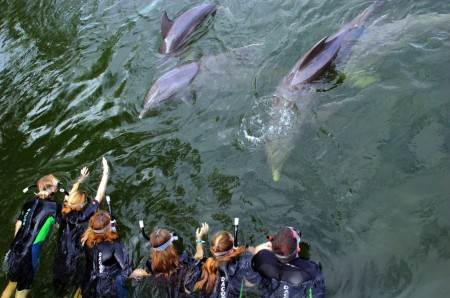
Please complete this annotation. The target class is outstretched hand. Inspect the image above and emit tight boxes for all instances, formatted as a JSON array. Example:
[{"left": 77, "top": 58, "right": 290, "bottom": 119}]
[
  {"left": 102, "top": 157, "right": 109, "bottom": 176},
  {"left": 80, "top": 167, "right": 90, "bottom": 181},
  {"left": 196, "top": 222, "right": 209, "bottom": 240},
  {"left": 129, "top": 268, "right": 149, "bottom": 280}
]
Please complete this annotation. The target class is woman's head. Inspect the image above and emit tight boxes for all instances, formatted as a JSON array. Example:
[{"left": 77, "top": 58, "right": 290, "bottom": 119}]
[
  {"left": 194, "top": 231, "right": 245, "bottom": 294},
  {"left": 150, "top": 228, "right": 180, "bottom": 280},
  {"left": 81, "top": 210, "right": 118, "bottom": 248},
  {"left": 272, "top": 226, "right": 301, "bottom": 262},
  {"left": 36, "top": 174, "right": 59, "bottom": 199},
  {"left": 62, "top": 190, "right": 88, "bottom": 214},
  {"left": 210, "top": 231, "right": 234, "bottom": 258}
]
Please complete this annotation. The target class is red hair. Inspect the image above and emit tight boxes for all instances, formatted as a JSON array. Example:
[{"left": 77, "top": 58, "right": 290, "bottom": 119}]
[
  {"left": 150, "top": 228, "right": 180, "bottom": 281},
  {"left": 81, "top": 210, "right": 118, "bottom": 248}
]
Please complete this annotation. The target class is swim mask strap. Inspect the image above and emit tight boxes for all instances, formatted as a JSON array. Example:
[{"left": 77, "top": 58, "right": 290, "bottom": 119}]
[
  {"left": 153, "top": 233, "right": 178, "bottom": 251},
  {"left": 213, "top": 247, "right": 234, "bottom": 259},
  {"left": 68, "top": 202, "right": 87, "bottom": 208},
  {"left": 93, "top": 222, "right": 111, "bottom": 234},
  {"left": 274, "top": 226, "right": 302, "bottom": 259}
]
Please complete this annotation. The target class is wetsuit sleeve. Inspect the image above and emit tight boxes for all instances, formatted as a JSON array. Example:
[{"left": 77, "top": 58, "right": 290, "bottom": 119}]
[
  {"left": 252, "top": 249, "right": 281, "bottom": 280},
  {"left": 240, "top": 253, "right": 261, "bottom": 284},
  {"left": 78, "top": 200, "right": 99, "bottom": 223},
  {"left": 17, "top": 199, "right": 33, "bottom": 221}
]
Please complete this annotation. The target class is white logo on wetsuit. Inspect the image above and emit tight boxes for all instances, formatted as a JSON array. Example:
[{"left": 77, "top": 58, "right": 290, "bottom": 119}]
[
  {"left": 283, "top": 284, "right": 290, "bottom": 298},
  {"left": 98, "top": 252, "right": 104, "bottom": 273},
  {"left": 220, "top": 276, "right": 227, "bottom": 297}
]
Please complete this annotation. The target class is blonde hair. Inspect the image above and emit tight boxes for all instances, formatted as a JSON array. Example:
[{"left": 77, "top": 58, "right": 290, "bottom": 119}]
[
  {"left": 81, "top": 210, "right": 117, "bottom": 248},
  {"left": 150, "top": 228, "right": 180, "bottom": 281},
  {"left": 36, "top": 174, "right": 59, "bottom": 199},
  {"left": 62, "top": 190, "right": 88, "bottom": 214},
  {"left": 194, "top": 231, "right": 245, "bottom": 294}
]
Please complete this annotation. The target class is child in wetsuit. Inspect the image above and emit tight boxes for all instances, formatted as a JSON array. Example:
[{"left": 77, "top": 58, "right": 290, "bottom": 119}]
[
  {"left": 53, "top": 157, "right": 109, "bottom": 297},
  {"left": 2, "top": 174, "right": 61, "bottom": 298},
  {"left": 81, "top": 210, "right": 132, "bottom": 298}
]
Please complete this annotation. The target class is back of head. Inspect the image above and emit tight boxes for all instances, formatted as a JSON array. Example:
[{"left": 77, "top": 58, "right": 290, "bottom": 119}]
[
  {"left": 272, "top": 227, "right": 298, "bottom": 262},
  {"left": 150, "top": 228, "right": 180, "bottom": 280},
  {"left": 82, "top": 210, "right": 117, "bottom": 248},
  {"left": 36, "top": 174, "right": 59, "bottom": 199},
  {"left": 194, "top": 231, "right": 245, "bottom": 294},
  {"left": 62, "top": 190, "right": 88, "bottom": 214}
]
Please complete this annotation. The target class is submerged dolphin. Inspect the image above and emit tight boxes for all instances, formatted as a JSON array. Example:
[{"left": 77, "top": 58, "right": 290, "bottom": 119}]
[
  {"left": 139, "top": 61, "right": 199, "bottom": 118},
  {"left": 140, "top": 44, "right": 264, "bottom": 118},
  {"left": 159, "top": 3, "right": 217, "bottom": 54},
  {"left": 266, "top": 1, "right": 384, "bottom": 181}
]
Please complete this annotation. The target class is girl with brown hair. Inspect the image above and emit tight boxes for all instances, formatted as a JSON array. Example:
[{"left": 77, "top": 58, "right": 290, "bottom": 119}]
[
  {"left": 81, "top": 210, "right": 132, "bottom": 298},
  {"left": 194, "top": 230, "right": 260, "bottom": 297},
  {"left": 53, "top": 157, "right": 109, "bottom": 298},
  {"left": 130, "top": 223, "right": 209, "bottom": 296},
  {"left": 2, "top": 174, "right": 61, "bottom": 298}
]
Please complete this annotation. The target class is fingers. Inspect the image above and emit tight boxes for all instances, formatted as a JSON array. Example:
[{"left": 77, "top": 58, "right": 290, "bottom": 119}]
[
  {"left": 81, "top": 167, "right": 90, "bottom": 177},
  {"left": 102, "top": 157, "right": 109, "bottom": 175}
]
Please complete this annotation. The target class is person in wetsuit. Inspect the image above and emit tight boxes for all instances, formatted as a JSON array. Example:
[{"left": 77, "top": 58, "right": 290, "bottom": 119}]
[
  {"left": 193, "top": 230, "right": 261, "bottom": 297},
  {"left": 130, "top": 223, "right": 209, "bottom": 297},
  {"left": 2, "top": 174, "right": 61, "bottom": 298},
  {"left": 53, "top": 157, "right": 109, "bottom": 298},
  {"left": 251, "top": 226, "right": 325, "bottom": 298},
  {"left": 81, "top": 210, "right": 132, "bottom": 298}
]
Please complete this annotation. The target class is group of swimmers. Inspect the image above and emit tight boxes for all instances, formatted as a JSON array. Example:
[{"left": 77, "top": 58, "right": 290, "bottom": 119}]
[{"left": 1, "top": 158, "right": 325, "bottom": 297}]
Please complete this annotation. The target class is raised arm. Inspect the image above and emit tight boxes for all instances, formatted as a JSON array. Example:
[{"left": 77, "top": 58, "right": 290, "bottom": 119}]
[
  {"left": 94, "top": 157, "right": 109, "bottom": 204},
  {"left": 69, "top": 167, "right": 90, "bottom": 194},
  {"left": 193, "top": 222, "right": 209, "bottom": 261}
]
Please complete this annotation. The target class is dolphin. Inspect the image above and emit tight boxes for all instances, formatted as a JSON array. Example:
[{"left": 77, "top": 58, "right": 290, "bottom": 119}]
[
  {"left": 266, "top": 1, "right": 384, "bottom": 181},
  {"left": 159, "top": 3, "right": 217, "bottom": 54},
  {"left": 140, "top": 43, "right": 264, "bottom": 118},
  {"left": 139, "top": 61, "right": 199, "bottom": 118}
]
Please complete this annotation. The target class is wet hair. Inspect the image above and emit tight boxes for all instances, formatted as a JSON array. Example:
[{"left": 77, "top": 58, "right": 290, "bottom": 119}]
[
  {"left": 194, "top": 231, "right": 245, "bottom": 294},
  {"left": 62, "top": 190, "right": 88, "bottom": 214},
  {"left": 150, "top": 228, "right": 180, "bottom": 281},
  {"left": 36, "top": 174, "right": 59, "bottom": 199},
  {"left": 272, "top": 227, "right": 298, "bottom": 262},
  {"left": 81, "top": 210, "right": 118, "bottom": 248}
]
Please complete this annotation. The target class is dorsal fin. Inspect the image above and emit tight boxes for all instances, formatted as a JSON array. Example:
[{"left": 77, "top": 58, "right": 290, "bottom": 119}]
[
  {"left": 161, "top": 12, "right": 173, "bottom": 38},
  {"left": 297, "top": 35, "right": 329, "bottom": 71}
]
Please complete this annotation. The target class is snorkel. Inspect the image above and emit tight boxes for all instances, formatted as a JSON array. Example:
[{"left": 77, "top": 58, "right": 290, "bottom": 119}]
[
  {"left": 106, "top": 196, "right": 117, "bottom": 232},
  {"left": 139, "top": 220, "right": 150, "bottom": 240},
  {"left": 234, "top": 217, "right": 239, "bottom": 248},
  {"left": 23, "top": 182, "right": 69, "bottom": 196}
]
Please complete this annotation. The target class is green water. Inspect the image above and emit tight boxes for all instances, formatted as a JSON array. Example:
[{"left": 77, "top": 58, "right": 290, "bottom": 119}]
[{"left": 1, "top": 0, "right": 449, "bottom": 297}]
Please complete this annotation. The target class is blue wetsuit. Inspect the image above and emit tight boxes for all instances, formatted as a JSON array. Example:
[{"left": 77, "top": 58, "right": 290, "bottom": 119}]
[
  {"left": 252, "top": 249, "right": 325, "bottom": 298},
  {"left": 53, "top": 200, "right": 99, "bottom": 297},
  {"left": 6, "top": 197, "right": 60, "bottom": 290},
  {"left": 83, "top": 240, "right": 132, "bottom": 298}
]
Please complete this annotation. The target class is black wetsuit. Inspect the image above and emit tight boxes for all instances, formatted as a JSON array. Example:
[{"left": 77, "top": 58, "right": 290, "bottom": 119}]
[
  {"left": 145, "top": 251, "right": 203, "bottom": 297},
  {"left": 6, "top": 197, "right": 60, "bottom": 290},
  {"left": 82, "top": 240, "right": 132, "bottom": 298},
  {"left": 53, "top": 200, "right": 99, "bottom": 297},
  {"left": 209, "top": 251, "right": 260, "bottom": 298},
  {"left": 252, "top": 249, "right": 325, "bottom": 298}
]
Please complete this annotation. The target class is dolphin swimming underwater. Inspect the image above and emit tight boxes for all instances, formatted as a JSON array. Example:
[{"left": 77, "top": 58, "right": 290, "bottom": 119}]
[
  {"left": 266, "top": 1, "right": 384, "bottom": 182},
  {"left": 140, "top": 43, "right": 264, "bottom": 118},
  {"left": 159, "top": 3, "right": 217, "bottom": 54},
  {"left": 139, "top": 61, "right": 200, "bottom": 118}
]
